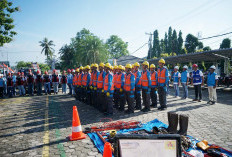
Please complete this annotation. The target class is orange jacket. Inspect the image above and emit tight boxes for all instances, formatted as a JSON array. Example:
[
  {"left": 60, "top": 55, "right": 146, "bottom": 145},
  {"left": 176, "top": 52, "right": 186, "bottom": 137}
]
[
  {"left": 158, "top": 68, "right": 166, "bottom": 84},
  {"left": 151, "top": 71, "right": 157, "bottom": 86}
]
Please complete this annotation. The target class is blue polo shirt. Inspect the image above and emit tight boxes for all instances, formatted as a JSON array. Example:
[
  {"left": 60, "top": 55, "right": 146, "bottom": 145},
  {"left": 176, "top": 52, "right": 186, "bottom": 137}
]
[
  {"left": 67, "top": 74, "right": 73, "bottom": 84},
  {"left": 181, "top": 70, "right": 189, "bottom": 83},
  {"left": 207, "top": 72, "right": 218, "bottom": 86}
]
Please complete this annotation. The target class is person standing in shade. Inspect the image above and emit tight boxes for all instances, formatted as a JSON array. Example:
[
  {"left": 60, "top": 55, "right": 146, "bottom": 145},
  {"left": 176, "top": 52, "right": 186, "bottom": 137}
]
[
  {"left": 67, "top": 69, "right": 73, "bottom": 95},
  {"left": 124, "top": 64, "right": 135, "bottom": 114},
  {"left": 0, "top": 74, "right": 5, "bottom": 98},
  {"left": 114, "top": 65, "right": 125, "bottom": 111},
  {"left": 83, "top": 65, "right": 91, "bottom": 105},
  {"left": 133, "top": 62, "right": 142, "bottom": 110},
  {"left": 207, "top": 65, "right": 218, "bottom": 105},
  {"left": 150, "top": 64, "right": 158, "bottom": 108},
  {"left": 191, "top": 64, "right": 204, "bottom": 102},
  {"left": 77, "top": 66, "right": 84, "bottom": 101},
  {"left": 141, "top": 61, "right": 151, "bottom": 112},
  {"left": 35, "top": 70, "right": 43, "bottom": 96},
  {"left": 157, "top": 59, "right": 169, "bottom": 110},
  {"left": 52, "top": 69, "right": 59, "bottom": 94},
  {"left": 7, "top": 73, "right": 13, "bottom": 98},
  {"left": 97, "top": 63, "right": 106, "bottom": 111},
  {"left": 103, "top": 63, "right": 114, "bottom": 116},
  {"left": 61, "top": 70, "right": 67, "bottom": 94},
  {"left": 172, "top": 66, "right": 181, "bottom": 98},
  {"left": 27, "top": 69, "right": 34, "bottom": 96},
  {"left": 92, "top": 64, "right": 100, "bottom": 107},
  {"left": 16, "top": 72, "right": 25, "bottom": 96},
  {"left": 43, "top": 71, "right": 51, "bottom": 95},
  {"left": 181, "top": 65, "right": 189, "bottom": 99}
]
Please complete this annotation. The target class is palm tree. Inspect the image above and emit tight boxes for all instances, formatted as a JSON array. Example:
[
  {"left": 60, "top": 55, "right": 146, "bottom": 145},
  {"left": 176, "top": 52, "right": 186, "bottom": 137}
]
[{"left": 39, "top": 37, "right": 55, "bottom": 58}]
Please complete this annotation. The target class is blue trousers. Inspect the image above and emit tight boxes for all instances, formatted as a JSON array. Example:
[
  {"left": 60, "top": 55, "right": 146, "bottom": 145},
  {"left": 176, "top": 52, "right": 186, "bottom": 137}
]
[
  {"left": 44, "top": 82, "right": 51, "bottom": 94},
  {"left": 181, "top": 83, "right": 188, "bottom": 98},
  {"left": 67, "top": 83, "right": 72, "bottom": 95},
  {"left": 173, "top": 84, "right": 179, "bottom": 97},
  {"left": 62, "top": 83, "right": 67, "bottom": 93},
  {"left": 28, "top": 83, "right": 34, "bottom": 95}
]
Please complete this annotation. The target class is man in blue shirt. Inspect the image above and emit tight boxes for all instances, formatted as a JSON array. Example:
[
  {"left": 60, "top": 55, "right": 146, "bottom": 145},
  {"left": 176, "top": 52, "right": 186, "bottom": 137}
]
[
  {"left": 67, "top": 69, "right": 73, "bottom": 95},
  {"left": 141, "top": 61, "right": 151, "bottom": 112},
  {"left": 133, "top": 62, "right": 142, "bottom": 110},
  {"left": 207, "top": 65, "right": 218, "bottom": 105},
  {"left": 181, "top": 65, "right": 189, "bottom": 99},
  {"left": 157, "top": 59, "right": 169, "bottom": 110},
  {"left": 172, "top": 66, "right": 181, "bottom": 97},
  {"left": 191, "top": 64, "right": 204, "bottom": 102}
]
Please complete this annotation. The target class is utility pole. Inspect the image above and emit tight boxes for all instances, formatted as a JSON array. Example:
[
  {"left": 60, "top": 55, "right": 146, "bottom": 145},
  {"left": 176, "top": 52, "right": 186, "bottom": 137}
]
[{"left": 145, "top": 32, "right": 153, "bottom": 59}]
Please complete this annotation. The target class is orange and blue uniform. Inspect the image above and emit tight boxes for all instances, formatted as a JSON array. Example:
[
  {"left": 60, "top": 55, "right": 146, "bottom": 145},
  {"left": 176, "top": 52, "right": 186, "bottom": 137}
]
[
  {"left": 141, "top": 69, "right": 151, "bottom": 111},
  {"left": 114, "top": 72, "right": 125, "bottom": 110},
  {"left": 124, "top": 72, "right": 135, "bottom": 113},
  {"left": 157, "top": 67, "right": 169, "bottom": 109},
  {"left": 150, "top": 71, "right": 158, "bottom": 107},
  {"left": 133, "top": 70, "right": 142, "bottom": 110},
  {"left": 103, "top": 71, "right": 114, "bottom": 114}
]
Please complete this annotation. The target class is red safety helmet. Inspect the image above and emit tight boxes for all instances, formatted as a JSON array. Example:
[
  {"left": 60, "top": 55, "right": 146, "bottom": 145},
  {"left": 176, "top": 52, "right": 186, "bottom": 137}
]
[
  {"left": 21, "top": 72, "right": 24, "bottom": 75},
  {"left": 37, "top": 70, "right": 40, "bottom": 74},
  {"left": 67, "top": 69, "right": 71, "bottom": 73},
  {"left": 53, "top": 69, "right": 56, "bottom": 72},
  {"left": 17, "top": 72, "right": 21, "bottom": 75},
  {"left": 45, "top": 71, "right": 48, "bottom": 75},
  {"left": 192, "top": 64, "right": 198, "bottom": 68}
]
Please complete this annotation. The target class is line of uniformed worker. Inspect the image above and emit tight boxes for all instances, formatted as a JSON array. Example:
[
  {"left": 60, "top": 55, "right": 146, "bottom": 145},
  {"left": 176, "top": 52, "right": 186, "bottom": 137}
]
[{"left": 72, "top": 59, "right": 169, "bottom": 116}]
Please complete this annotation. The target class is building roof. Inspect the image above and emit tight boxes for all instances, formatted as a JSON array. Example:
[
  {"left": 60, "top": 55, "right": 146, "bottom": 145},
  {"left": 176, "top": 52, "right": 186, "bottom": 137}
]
[
  {"left": 147, "top": 48, "right": 232, "bottom": 65},
  {"left": 116, "top": 55, "right": 143, "bottom": 66}
]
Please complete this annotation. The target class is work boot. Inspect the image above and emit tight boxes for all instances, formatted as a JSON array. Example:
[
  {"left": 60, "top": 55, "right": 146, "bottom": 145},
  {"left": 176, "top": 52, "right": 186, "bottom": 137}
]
[
  {"left": 167, "top": 112, "right": 178, "bottom": 134},
  {"left": 177, "top": 114, "right": 189, "bottom": 136}
]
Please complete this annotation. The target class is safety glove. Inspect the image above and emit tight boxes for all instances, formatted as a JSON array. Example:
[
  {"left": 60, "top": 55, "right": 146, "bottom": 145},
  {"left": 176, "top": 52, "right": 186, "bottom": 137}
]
[
  {"left": 120, "top": 88, "right": 123, "bottom": 92},
  {"left": 94, "top": 87, "right": 97, "bottom": 90},
  {"left": 90, "top": 86, "right": 93, "bottom": 90},
  {"left": 106, "top": 92, "right": 110, "bottom": 97},
  {"left": 102, "top": 89, "right": 104, "bottom": 93}
]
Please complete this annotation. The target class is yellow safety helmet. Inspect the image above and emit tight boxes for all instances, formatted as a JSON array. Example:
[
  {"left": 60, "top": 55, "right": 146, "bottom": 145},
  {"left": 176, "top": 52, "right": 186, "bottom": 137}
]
[
  {"left": 134, "top": 62, "right": 140, "bottom": 67},
  {"left": 105, "top": 63, "right": 111, "bottom": 68},
  {"left": 142, "top": 61, "right": 149, "bottom": 67},
  {"left": 75, "top": 68, "right": 79, "bottom": 72},
  {"left": 110, "top": 65, "right": 114, "bottom": 70},
  {"left": 114, "top": 65, "right": 118, "bottom": 70},
  {"left": 122, "top": 66, "right": 125, "bottom": 71},
  {"left": 159, "top": 59, "right": 165, "bottom": 64},
  {"left": 79, "top": 66, "right": 83, "bottom": 70},
  {"left": 94, "top": 63, "right": 98, "bottom": 68},
  {"left": 132, "top": 64, "right": 135, "bottom": 68},
  {"left": 85, "top": 65, "right": 91, "bottom": 70},
  {"left": 150, "top": 64, "right": 155, "bottom": 68},
  {"left": 90, "top": 64, "right": 94, "bottom": 68},
  {"left": 118, "top": 65, "right": 124, "bottom": 70},
  {"left": 99, "top": 63, "right": 105, "bottom": 67},
  {"left": 125, "top": 64, "right": 132, "bottom": 69}
]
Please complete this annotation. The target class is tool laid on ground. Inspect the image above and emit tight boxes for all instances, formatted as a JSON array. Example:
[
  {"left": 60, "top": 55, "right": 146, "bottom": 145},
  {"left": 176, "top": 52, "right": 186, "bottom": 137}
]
[
  {"left": 85, "top": 118, "right": 141, "bottom": 133},
  {"left": 96, "top": 131, "right": 114, "bottom": 153}
]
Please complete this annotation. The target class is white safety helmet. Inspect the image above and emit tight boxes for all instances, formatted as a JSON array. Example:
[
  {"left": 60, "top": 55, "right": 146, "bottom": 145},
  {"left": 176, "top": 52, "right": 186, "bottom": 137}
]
[
  {"left": 174, "top": 66, "right": 179, "bottom": 70},
  {"left": 210, "top": 65, "right": 216, "bottom": 70},
  {"left": 183, "top": 65, "right": 188, "bottom": 69}
]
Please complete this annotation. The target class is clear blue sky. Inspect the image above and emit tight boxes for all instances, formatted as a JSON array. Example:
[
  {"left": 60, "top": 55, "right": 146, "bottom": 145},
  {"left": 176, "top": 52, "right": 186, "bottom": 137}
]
[{"left": 1, "top": 0, "right": 232, "bottom": 66}]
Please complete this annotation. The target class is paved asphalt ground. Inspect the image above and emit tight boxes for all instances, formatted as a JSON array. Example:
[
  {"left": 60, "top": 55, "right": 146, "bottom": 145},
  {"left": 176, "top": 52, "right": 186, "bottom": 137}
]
[{"left": 0, "top": 87, "right": 231, "bottom": 157}]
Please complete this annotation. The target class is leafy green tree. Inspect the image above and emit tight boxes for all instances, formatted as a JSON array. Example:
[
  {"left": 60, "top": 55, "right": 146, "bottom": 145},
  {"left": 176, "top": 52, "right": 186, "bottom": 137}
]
[
  {"left": 0, "top": 0, "right": 19, "bottom": 46},
  {"left": 152, "top": 30, "right": 160, "bottom": 57},
  {"left": 106, "top": 35, "right": 129, "bottom": 59},
  {"left": 38, "top": 63, "right": 50, "bottom": 73},
  {"left": 164, "top": 33, "right": 168, "bottom": 53},
  {"left": 71, "top": 28, "right": 109, "bottom": 65},
  {"left": 203, "top": 46, "right": 211, "bottom": 51},
  {"left": 178, "top": 31, "right": 183, "bottom": 53},
  {"left": 181, "top": 48, "right": 188, "bottom": 54},
  {"left": 59, "top": 44, "right": 76, "bottom": 69},
  {"left": 198, "top": 41, "right": 204, "bottom": 50},
  {"left": 185, "top": 34, "right": 199, "bottom": 53},
  {"left": 167, "top": 27, "right": 173, "bottom": 54},
  {"left": 16, "top": 61, "right": 31, "bottom": 69},
  {"left": 220, "top": 38, "right": 231, "bottom": 49},
  {"left": 39, "top": 37, "right": 55, "bottom": 58},
  {"left": 172, "top": 29, "right": 178, "bottom": 55},
  {"left": 160, "top": 39, "right": 165, "bottom": 54}
]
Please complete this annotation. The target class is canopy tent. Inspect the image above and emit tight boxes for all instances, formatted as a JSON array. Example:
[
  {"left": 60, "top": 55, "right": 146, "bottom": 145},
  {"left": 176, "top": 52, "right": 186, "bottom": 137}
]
[{"left": 147, "top": 48, "right": 232, "bottom": 65}]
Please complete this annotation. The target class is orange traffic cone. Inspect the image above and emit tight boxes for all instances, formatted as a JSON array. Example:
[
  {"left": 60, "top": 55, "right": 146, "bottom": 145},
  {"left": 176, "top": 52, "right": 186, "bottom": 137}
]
[
  {"left": 69, "top": 106, "right": 86, "bottom": 141},
  {"left": 103, "top": 142, "right": 112, "bottom": 157}
]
